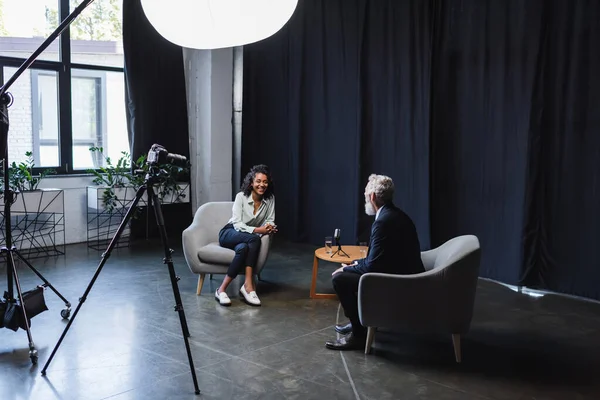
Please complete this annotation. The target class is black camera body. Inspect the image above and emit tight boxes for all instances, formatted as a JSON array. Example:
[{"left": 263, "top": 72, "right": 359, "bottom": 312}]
[{"left": 147, "top": 143, "right": 187, "bottom": 167}]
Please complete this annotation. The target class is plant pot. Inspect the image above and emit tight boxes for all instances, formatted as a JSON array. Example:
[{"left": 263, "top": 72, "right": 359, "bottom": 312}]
[
  {"left": 87, "top": 186, "right": 145, "bottom": 211},
  {"left": 154, "top": 182, "right": 190, "bottom": 205},
  {"left": 0, "top": 188, "right": 65, "bottom": 258}
]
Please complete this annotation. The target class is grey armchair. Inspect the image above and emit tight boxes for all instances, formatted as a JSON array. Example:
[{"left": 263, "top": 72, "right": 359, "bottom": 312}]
[
  {"left": 358, "top": 235, "right": 481, "bottom": 362},
  {"left": 182, "top": 201, "right": 272, "bottom": 295}
]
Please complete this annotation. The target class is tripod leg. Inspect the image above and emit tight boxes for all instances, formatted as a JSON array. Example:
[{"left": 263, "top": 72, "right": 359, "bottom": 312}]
[
  {"left": 6, "top": 251, "right": 38, "bottom": 364},
  {"left": 13, "top": 249, "right": 72, "bottom": 318},
  {"left": 148, "top": 186, "right": 200, "bottom": 395},
  {"left": 41, "top": 185, "right": 147, "bottom": 376}
]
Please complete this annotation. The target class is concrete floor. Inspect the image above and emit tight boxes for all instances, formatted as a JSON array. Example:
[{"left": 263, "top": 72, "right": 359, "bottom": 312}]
[{"left": 1, "top": 239, "right": 599, "bottom": 400}]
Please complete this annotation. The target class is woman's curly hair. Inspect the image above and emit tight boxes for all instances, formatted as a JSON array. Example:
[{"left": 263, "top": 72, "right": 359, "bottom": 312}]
[{"left": 241, "top": 164, "right": 275, "bottom": 199}]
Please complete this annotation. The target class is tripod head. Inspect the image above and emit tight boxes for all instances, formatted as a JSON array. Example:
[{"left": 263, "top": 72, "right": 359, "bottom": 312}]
[{"left": 135, "top": 144, "right": 188, "bottom": 185}]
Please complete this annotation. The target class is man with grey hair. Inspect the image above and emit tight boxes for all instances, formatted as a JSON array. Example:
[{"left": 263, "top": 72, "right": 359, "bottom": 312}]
[{"left": 325, "top": 174, "right": 424, "bottom": 351}]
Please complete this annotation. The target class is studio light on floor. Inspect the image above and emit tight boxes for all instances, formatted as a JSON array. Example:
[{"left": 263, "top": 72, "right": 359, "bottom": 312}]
[{"left": 140, "top": 0, "right": 299, "bottom": 49}]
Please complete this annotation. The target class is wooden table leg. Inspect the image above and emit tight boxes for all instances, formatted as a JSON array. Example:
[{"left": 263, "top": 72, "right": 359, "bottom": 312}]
[
  {"left": 310, "top": 254, "right": 338, "bottom": 299},
  {"left": 310, "top": 254, "right": 318, "bottom": 299}
]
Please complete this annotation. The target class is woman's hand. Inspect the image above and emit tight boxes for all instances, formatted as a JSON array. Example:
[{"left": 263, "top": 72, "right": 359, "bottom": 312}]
[
  {"left": 254, "top": 226, "right": 269, "bottom": 235},
  {"left": 254, "top": 224, "right": 277, "bottom": 235},
  {"left": 265, "top": 223, "right": 278, "bottom": 234}
]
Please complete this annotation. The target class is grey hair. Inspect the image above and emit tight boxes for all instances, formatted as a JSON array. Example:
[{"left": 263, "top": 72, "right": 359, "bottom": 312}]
[{"left": 365, "top": 174, "right": 394, "bottom": 207}]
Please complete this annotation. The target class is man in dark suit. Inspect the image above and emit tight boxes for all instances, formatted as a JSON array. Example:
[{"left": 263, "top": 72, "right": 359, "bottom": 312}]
[{"left": 325, "top": 174, "right": 425, "bottom": 350}]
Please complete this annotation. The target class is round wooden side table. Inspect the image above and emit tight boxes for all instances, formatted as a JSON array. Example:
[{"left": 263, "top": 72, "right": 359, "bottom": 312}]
[{"left": 310, "top": 245, "right": 367, "bottom": 299}]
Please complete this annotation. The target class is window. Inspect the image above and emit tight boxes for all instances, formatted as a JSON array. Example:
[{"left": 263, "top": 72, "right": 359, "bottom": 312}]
[{"left": 0, "top": 0, "right": 128, "bottom": 172}]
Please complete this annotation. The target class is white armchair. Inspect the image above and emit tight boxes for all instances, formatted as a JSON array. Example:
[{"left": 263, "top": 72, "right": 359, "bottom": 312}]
[
  {"left": 182, "top": 201, "right": 272, "bottom": 295},
  {"left": 358, "top": 235, "right": 481, "bottom": 362}
]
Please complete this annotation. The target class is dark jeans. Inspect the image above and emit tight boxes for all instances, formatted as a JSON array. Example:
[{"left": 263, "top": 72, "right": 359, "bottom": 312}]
[
  {"left": 218, "top": 224, "right": 261, "bottom": 279},
  {"left": 332, "top": 271, "right": 367, "bottom": 338}
]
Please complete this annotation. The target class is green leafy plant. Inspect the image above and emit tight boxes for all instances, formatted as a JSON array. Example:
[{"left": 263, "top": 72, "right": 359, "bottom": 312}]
[
  {"left": 154, "top": 161, "right": 191, "bottom": 203},
  {"left": 3, "top": 151, "right": 57, "bottom": 192},
  {"left": 87, "top": 147, "right": 136, "bottom": 212},
  {"left": 87, "top": 147, "right": 191, "bottom": 212},
  {"left": 117, "top": 153, "right": 190, "bottom": 203}
]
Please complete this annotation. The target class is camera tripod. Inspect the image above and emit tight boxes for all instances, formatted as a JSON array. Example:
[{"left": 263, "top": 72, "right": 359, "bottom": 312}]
[
  {"left": 1, "top": 93, "right": 72, "bottom": 365},
  {"left": 40, "top": 163, "right": 200, "bottom": 395}
]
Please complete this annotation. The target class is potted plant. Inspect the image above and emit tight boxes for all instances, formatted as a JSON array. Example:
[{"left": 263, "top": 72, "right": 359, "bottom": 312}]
[
  {"left": 128, "top": 154, "right": 191, "bottom": 205},
  {"left": 86, "top": 147, "right": 140, "bottom": 212},
  {"left": 0, "top": 151, "right": 57, "bottom": 194},
  {"left": 0, "top": 152, "right": 64, "bottom": 258}
]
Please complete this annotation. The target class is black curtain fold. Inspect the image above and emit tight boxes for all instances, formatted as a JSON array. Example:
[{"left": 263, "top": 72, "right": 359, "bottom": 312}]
[
  {"left": 430, "top": 0, "right": 544, "bottom": 285},
  {"left": 122, "top": 0, "right": 191, "bottom": 239},
  {"left": 358, "top": 0, "right": 432, "bottom": 247},
  {"left": 521, "top": 0, "right": 600, "bottom": 298},
  {"left": 122, "top": 0, "right": 189, "bottom": 160},
  {"left": 242, "top": 0, "right": 600, "bottom": 300},
  {"left": 242, "top": 0, "right": 364, "bottom": 243}
]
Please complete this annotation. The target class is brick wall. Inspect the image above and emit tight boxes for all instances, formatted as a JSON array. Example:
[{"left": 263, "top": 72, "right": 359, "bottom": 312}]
[{"left": 4, "top": 68, "right": 33, "bottom": 164}]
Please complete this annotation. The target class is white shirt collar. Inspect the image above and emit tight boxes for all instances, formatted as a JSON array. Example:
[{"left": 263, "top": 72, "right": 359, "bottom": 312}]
[
  {"left": 375, "top": 204, "right": 384, "bottom": 220},
  {"left": 246, "top": 194, "right": 270, "bottom": 204}
]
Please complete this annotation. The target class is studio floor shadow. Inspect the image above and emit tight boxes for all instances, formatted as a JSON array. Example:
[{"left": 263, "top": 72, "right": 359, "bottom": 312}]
[{"left": 1, "top": 239, "right": 599, "bottom": 400}]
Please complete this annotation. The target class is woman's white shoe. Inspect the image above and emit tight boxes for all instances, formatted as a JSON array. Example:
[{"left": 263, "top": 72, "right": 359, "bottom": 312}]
[
  {"left": 215, "top": 289, "right": 231, "bottom": 306},
  {"left": 240, "top": 286, "right": 261, "bottom": 306}
]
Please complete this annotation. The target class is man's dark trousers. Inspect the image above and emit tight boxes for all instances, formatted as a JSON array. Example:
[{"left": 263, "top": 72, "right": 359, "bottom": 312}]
[{"left": 332, "top": 271, "right": 366, "bottom": 337}]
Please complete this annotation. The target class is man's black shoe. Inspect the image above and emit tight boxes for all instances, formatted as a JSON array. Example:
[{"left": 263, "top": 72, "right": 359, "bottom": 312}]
[
  {"left": 325, "top": 333, "right": 366, "bottom": 351},
  {"left": 335, "top": 322, "right": 353, "bottom": 335}
]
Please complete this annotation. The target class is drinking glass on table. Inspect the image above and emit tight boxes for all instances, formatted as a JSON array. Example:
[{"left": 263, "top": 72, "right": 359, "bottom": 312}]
[
  {"left": 325, "top": 236, "right": 333, "bottom": 254},
  {"left": 359, "top": 242, "right": 368, "bottom": 258}
]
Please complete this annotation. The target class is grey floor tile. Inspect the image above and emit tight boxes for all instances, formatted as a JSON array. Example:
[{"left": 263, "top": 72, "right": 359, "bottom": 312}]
[{"left": 1, "top": 240, "right": 599, "bottom": 400}]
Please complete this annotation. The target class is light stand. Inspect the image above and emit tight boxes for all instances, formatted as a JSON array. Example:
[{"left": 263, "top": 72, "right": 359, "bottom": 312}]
[
  {"left": 0, "top": 0, "right": 89, "bottom": 364},
  {"left": 0, "top": 99, "right": 72, "bottom": 362},
  {"left": 41, "top": 146, "right": 200, "bottom": 395}
]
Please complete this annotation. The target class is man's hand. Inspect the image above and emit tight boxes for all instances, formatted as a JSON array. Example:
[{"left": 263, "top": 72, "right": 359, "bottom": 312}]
[
  {"left": 332, "top": 266, "right": 345, "bottom": 276},
  {"left": 342, "top": 261, "right": 358, "bottom": 268},
  {"left": 332, "top": 261, "right": 358, "bottom": 276}
]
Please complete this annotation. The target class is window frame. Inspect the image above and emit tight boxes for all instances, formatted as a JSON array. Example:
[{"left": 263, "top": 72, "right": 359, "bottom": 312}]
[{"left": 0, "top": 0, "right": 124, "bottom": 174}]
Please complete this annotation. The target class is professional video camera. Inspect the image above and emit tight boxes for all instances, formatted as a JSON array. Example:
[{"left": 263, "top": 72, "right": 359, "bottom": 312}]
[{"left": 146, "top": 144, "right": 187, "bottom": 167}]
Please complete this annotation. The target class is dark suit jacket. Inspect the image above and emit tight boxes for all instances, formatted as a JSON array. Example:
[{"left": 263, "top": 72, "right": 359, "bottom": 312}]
[{"left": 343, "top": 203, "right": 425, "bottom": 275}]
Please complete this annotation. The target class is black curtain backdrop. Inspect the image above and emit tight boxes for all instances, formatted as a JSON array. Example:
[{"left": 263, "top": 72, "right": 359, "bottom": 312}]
[
  {"left": 122, "top": 0, "right": 191, "bottom": 239},
  {"left": 242, "top": 0, "right": 432, "bottom": 247},
  {"left": 122, "top": 0, "right": 189, "bottom": 160},
  {"left": 521, "top": 0, "right": 600, "bottom": 299},
  {"left": 242, "top": 0, "right": 600, "bottom": 300},
  {"left": 430, "top": 0, "right": 543, "bottom": 285}
]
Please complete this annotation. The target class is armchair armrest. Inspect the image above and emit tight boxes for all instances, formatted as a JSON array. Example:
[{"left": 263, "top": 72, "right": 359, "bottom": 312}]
[
  {"left": 182, "top": 219, "right": 212, "bottom": 274},
  {"left": 256, "top": 234, "right": 272, "bottom": 274}
]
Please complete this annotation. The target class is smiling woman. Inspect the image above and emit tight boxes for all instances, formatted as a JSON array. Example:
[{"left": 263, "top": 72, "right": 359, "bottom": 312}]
[{"left": 213, "top": 164, "right": 277, "bottom": 307}]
